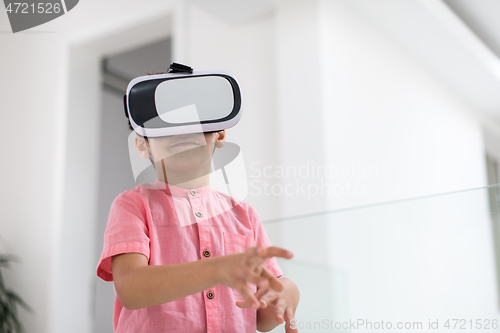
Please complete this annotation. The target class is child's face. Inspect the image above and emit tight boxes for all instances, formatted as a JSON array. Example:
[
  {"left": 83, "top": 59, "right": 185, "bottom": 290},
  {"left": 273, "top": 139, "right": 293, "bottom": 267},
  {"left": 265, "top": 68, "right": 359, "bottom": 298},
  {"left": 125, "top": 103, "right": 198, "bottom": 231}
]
[{"left": 135, "top": 131, "right": 225, "bottom": 180}]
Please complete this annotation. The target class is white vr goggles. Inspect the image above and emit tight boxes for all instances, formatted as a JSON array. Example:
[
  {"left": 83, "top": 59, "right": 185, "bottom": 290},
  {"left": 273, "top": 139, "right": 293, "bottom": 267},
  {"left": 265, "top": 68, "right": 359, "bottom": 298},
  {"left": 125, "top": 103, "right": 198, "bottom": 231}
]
[{"left": 124, "top": 63, "right": 242, "bottom": 137}]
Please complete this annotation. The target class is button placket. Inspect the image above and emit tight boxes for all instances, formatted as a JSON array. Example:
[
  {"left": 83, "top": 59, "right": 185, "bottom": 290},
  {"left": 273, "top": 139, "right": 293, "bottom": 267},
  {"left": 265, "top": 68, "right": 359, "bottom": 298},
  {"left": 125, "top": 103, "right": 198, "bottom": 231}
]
[
  {"left": 189, "top": 193, "right": 204, "bottom": 220},
  {"left": 198, "top": 222, "right": 212, "bottom": 261},
  {"left": 192, "top": 194, "right": 217, "bottom": 333}
]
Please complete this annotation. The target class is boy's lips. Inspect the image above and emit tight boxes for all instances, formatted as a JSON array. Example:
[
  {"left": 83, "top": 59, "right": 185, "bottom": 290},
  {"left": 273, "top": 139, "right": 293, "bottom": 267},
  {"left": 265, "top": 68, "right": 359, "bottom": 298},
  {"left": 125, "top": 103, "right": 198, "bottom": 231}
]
[{"left": 170, "top": 138, "right": 200, "bottom": 148}]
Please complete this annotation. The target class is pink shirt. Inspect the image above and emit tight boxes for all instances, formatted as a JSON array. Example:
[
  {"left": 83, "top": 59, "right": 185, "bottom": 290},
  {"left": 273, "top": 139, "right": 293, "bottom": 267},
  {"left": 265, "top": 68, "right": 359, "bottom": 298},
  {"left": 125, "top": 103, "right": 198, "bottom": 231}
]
[{"left": 96, "top": 180, "right": 282, "bottom": 333}]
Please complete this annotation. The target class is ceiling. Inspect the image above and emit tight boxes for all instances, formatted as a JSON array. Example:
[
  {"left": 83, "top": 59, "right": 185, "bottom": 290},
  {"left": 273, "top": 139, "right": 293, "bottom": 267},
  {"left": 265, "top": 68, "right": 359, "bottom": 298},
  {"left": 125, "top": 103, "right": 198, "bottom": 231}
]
[
  {"left": 190, "top": 0, "right": 274, "bottom": 25},
  {"left": 443, "top": 0, "right": 500, "bottom": 60}
]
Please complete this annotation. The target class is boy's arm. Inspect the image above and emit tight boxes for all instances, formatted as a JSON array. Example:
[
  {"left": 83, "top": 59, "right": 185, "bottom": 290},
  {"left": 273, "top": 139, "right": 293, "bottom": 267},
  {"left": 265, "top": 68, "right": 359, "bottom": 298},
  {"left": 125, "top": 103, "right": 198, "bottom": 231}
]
[
  {"left": 112, "top": 247, "right": 293, "bottom": 310},
  {"left": 112, "top": 253, "right": 218, "bottom": 310},
  {"left": 255, "top": 276, "right": 300, "bottom": 333}
]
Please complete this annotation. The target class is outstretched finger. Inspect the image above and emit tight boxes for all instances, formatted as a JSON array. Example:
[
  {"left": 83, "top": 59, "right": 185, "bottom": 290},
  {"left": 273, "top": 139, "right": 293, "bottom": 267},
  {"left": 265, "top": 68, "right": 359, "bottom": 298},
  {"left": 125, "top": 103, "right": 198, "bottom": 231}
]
[
  {"left": 237, "top": 285, "right": 270, "bottom": 308},
  {"left": 245, "top": 247, "right": 268, "bottom": 267},
  {"left": 245, "top": 246, "right": 293, "bottom": 269},
  {"left": 244, "top": 268, "right": 269, "bottom": 290},
  {"left": 258, "top": 288, "right": 279, "bottom": 309},
  {"left": 284, "top": 307, "right": 298, "bottom": 333},
  {"left": 237, "top": 282, "right": 260, "bottom": 310},
  {"left": 258, "top": 246, "right": 294, "bottom": 260},
  {"left": 274, "top": 298, "right": 286, "bottom": 324},
  {"left": 261, "top": 266, "right": 284, "bottom": 292}
]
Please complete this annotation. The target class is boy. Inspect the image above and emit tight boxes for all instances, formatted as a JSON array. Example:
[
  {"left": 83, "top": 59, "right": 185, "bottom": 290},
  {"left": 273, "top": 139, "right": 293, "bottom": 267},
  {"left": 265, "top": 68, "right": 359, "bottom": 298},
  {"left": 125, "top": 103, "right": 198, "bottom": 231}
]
[{"left": 96, "top": 67, "right": 300, "bottom": 332}]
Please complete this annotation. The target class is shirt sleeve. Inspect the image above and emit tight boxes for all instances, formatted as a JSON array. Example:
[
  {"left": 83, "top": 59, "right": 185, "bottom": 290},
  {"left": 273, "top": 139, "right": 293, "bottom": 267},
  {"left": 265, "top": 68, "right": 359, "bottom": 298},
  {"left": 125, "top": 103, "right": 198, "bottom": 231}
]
[
  {"left": 96, "top": 191, "right": 150, "bottom": 282},
  {"left": 250, "top": 206, "right": 283, "bottom": 279}
]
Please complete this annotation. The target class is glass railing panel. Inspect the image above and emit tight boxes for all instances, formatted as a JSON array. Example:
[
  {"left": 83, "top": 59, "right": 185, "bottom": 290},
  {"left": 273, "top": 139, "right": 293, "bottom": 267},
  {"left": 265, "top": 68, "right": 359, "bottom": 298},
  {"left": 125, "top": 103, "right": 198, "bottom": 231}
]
[{"left": 264, "top": 185, "right": 500, "bottom": 332}]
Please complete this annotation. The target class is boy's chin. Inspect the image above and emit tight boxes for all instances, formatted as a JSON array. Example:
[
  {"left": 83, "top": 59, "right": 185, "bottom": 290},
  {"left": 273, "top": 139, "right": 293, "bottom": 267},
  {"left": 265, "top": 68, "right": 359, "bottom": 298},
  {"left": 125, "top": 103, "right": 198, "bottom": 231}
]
[
  {"left": 153, "top": 146, "right": 210, "bottom": 165},
  {"left": 154, "top": 155, "right": 211, "bottom": 177}
]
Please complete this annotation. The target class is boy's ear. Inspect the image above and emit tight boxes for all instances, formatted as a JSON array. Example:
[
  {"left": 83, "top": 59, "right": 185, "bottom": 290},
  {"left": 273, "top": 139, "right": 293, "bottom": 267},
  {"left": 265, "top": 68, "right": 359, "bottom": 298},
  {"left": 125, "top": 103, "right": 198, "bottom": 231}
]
[
  {"left": 215, "top": 130, "right": 226, "bottom": 148},
  {"left": 134, "top": 134, "right": 151, "bottom": 159}
]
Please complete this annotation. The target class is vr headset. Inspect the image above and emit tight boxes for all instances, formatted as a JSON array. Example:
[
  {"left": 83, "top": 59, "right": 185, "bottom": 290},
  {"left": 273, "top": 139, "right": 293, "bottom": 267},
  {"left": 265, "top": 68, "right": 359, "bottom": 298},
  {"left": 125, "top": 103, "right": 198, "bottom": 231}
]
[{"left": 124, "top": 63, "right": 242, "bottom": 138}]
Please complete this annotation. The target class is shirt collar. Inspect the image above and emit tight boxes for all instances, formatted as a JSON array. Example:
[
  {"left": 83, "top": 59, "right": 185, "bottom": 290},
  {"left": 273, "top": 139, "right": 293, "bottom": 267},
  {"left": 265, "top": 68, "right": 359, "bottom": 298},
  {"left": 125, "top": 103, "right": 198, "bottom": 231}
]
[{"left": 152, "top": 179, "right": 213, "bottom": 198}]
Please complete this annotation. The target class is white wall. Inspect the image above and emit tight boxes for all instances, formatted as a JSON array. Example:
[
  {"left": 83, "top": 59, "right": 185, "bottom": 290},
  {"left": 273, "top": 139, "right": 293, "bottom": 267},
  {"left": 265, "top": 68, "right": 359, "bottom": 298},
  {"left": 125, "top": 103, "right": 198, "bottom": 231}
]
[
  {"left": 320, "top": 0, "right": 487, "bottom": 210},
  {"left": 0, "top": 33, "right": 67, "bottom": 333}
]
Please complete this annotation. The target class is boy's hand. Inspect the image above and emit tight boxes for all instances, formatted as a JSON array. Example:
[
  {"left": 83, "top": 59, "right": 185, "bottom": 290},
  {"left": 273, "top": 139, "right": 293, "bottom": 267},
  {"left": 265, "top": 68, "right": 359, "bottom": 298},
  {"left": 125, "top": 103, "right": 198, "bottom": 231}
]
[
  {"left": 215, "top": 246, "right": 293, "bottom": 310},
  {"left": 238, "top": 274, "right": 299, "bottom": 333}
]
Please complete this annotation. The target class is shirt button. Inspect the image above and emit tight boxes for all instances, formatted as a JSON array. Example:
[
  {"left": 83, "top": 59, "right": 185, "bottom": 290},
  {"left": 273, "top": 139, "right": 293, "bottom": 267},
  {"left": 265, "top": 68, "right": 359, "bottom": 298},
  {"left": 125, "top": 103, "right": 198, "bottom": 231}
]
[
  {"left": 203, "top": 250, "right": 211, "bottom": 258},
  {"left": 206, "top": 291, "right": 214, "bottom": 299},
  {"left": 195, "top": 211, "right": 203, "bottom": 218},
  {"left": 190, "top": 190, "right": 196, "bottom": 196}
]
